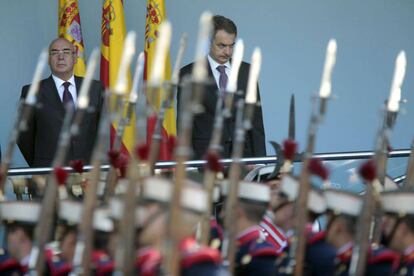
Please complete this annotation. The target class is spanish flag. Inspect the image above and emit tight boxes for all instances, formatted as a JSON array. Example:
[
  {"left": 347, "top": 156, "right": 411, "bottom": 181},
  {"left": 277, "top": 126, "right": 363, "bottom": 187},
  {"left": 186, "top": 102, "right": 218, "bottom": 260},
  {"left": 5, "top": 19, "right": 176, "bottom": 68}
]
[
  {"left": 58, "top": 0, "right": 86, "bottom": 76},
  {"left": 145, "top": 0, "right": 177, "bottom": 160},
  {"left": 100, "top": 0, "right": 135, "bottom": 155}
]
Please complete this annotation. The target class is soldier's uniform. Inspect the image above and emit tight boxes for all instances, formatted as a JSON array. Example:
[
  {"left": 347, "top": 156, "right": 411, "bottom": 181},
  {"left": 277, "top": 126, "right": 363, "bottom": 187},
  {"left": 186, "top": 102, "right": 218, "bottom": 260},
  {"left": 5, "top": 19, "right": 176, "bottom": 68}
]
[
  {"left": 334, "top": 243, "right": 399, "bottom": 275},
  {"left": 324, "top": 188, "right": 400, "bottom": 275},
  {"left": 396, "top": 245, "right": 414, "bottom": 275},
  {"left": 220, "top": 181, "right": 279, "bottom": 275},
  {"left": 259, "top": 210, "right": 287, "bottom": 253},
  {"left": 0, "top": 249, "right": 26, "bottom": 276},
  {"left": 381, "top": 190, "right": 414, "bottom": 275},
  {"left": 51, "top": 200, "right": 115, "bottom": 275},
  {"left": 44, "top": 247, "right": 72, "bottom": 276},
  {"left": 235, "top": 225, "right": 278, "bottom": 276}
]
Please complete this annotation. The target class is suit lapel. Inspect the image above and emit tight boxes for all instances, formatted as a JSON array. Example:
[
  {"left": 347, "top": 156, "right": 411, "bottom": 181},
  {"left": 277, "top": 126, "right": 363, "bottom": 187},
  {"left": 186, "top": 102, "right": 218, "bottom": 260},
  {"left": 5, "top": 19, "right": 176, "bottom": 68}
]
[
  {"left": 74, "top": 76, "right": 83, "bottom": 96},
  {"left": 44, "top": 75, "right": 66, "bottom": 115}
]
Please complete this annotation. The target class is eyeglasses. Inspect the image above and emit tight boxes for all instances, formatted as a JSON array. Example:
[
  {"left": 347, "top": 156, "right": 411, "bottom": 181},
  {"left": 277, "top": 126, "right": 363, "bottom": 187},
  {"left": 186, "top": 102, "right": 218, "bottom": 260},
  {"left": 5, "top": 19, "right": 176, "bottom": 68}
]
[{"left": 49, "top": 49, "right": 75, "bottom": 57}]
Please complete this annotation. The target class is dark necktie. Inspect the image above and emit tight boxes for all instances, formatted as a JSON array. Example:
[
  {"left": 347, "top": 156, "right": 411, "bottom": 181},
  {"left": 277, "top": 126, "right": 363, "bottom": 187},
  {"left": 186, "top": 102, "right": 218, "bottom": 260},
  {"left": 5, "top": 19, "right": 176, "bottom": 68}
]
[
  {"left": 62, "top": 82, "right": 75, "bottom": 112},
  {"left": 216, "top": 65, "right": 228, "bottom": 92}
]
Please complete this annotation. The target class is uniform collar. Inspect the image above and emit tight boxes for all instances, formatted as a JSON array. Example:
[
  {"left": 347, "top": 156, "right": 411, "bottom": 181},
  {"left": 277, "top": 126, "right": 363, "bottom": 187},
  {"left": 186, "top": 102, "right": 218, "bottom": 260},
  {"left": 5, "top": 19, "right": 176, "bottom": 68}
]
[{"left": 336, "top": 241, "right": 353, "bottom": 261}]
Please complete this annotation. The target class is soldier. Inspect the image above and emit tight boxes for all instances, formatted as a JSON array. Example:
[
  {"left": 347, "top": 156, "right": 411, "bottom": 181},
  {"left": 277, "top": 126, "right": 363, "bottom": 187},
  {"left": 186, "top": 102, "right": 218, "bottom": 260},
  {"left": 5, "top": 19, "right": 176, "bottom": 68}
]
[
  {"left": 134, "top": 177, "right": 225, "bottom": 275},
  {"left": 0, "top": 201, "right": 41, "bottom": 275},
  {"left": 381, "top": 190, "right": 414, "bottom": 275},
  {"left": 324, "top": 188, "right": 399, "bottom": 275},
  {"left": 220, "top": 180, "right": 278, "bottom": 275},
  {"left": 273, "top": 175, "right": 332, "bottom": 276},
  {"left": 47, "top": 199, "right": 115, "bottom": 275}
]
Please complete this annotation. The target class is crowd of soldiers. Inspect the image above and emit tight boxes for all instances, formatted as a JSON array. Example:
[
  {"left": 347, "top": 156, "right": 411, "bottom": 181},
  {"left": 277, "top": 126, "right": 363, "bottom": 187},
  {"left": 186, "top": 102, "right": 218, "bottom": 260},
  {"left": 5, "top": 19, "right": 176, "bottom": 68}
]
[
  {"left": 1, "top": 154, "right": 414, "bottom": 275},
  {"left": 0, "top": 11, "right": 413, "bottom": 276}
]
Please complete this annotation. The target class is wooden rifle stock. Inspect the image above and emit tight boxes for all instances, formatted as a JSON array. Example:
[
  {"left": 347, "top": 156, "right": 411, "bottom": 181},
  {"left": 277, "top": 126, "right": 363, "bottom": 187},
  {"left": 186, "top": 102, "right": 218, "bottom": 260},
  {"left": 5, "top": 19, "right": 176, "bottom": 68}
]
[
  {"left": 199, "top": 95, "right": 226, "bottom": 246},
  {"left": 148, "top": 34, "right": 187, "bottom": 172},
  {"left": 291, "top": 97, "right": 322, "bottom": 276},
  {"left": 163, "top": 78, "right": 203, "bottom": 275},
  {"left": 222, "top": 100, "right": 255, "bottom": 273},
  {"left": 70, "top": 95, "right": 110, "bottom": 276}
]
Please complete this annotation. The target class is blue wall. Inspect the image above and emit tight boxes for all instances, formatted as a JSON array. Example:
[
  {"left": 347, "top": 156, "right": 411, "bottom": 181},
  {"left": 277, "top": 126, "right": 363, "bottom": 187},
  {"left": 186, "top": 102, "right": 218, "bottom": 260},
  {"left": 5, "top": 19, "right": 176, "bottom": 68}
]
[{"left": 1, "top": 0, "right": 413, "bottom": 167}]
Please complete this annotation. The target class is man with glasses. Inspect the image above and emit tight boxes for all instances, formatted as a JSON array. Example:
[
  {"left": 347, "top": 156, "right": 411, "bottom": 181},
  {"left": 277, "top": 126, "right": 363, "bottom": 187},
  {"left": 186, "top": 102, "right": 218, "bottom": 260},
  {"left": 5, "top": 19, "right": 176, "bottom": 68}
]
[
  {"left": 17, "top": 38, "right": 103, "bottom": 167},
  {"left": 177, "top": 15, "right": 266, "bottom": 160}
]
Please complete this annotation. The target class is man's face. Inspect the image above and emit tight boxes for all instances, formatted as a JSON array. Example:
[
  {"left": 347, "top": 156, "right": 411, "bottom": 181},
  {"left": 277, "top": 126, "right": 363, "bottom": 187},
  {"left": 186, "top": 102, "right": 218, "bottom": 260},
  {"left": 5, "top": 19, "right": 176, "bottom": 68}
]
[
  {"left": 274, "top": 202, "right": 295, "bottom": 232},
  {"left": 48, "top": 38, "right": 76, "bottom": 80},
  {"left": 209, "top": 30, "right": 236, "bottom": 64}
]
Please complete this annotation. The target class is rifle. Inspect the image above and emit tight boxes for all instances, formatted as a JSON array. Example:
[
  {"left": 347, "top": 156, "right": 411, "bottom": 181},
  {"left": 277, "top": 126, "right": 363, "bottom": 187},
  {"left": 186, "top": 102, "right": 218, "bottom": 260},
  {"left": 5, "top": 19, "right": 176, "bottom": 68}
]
[
  {"left": 292, "top": 39, "right": 337, "bottom": 276},
  {"left": 148, "top": 32, "right": 188, "bottom": 172},
  {"left": 0, "top": 50, "right": 48, "bottom": 200},
  {"left": 102, "top": 32, "right": 137, "bottom": 202},
  {"left": 163, "top": 12, "right": 213, "bottom": 276},
  {"left": 349, "top": 51, "right": 407, "bottom": 276},
  {"left": 112, "top": 48, "right": 148, "bottom": 276},
  {"left": 199, "top": 39, "right": 244, "bottom": 246},
  {"left": 28, "top": 48, "right": 100, "bottom": 276},
  {"left": 222, "top": 48, "right": 262, "bottom": 273}
]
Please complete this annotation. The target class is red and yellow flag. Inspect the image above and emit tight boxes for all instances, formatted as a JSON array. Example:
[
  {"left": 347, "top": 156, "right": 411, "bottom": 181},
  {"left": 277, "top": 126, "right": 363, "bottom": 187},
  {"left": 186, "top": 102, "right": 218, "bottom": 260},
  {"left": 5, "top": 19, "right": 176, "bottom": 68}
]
[
  {"left": 100, "top": 0, "right": 135, "bottom": 155},
  {"left": 58, "top": 0, "right": 86, "bottom": 76},
  {"left": 145, "top": 0, "right": 177, "bottom": 160}
]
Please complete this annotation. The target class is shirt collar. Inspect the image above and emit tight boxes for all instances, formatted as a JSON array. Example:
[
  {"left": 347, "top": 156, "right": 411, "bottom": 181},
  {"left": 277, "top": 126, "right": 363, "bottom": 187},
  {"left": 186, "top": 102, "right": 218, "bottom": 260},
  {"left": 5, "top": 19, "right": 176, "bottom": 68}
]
[
  {"left": 207, "top": 55, "right": 231, "bottom": 71},
  {"left": 52, "top": 74, "right": 75, "bottom": 89}
]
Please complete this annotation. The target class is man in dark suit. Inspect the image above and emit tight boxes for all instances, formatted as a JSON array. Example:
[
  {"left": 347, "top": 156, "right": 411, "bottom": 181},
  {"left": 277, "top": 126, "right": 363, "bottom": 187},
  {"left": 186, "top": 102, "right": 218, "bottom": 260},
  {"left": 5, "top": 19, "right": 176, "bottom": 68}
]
[
  {"left": 17, "top": 38, "right": 103, "bottom": 167},
  {"left": 177, "top": 15, "right": 266, "bottom": 160}
]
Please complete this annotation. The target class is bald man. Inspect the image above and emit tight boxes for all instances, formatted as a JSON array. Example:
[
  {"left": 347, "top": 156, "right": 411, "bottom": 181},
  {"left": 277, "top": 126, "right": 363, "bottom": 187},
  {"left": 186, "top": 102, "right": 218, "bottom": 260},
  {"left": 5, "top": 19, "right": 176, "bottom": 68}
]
[{"left": 17, "top": 38, "right": 104, "bottom": 167}]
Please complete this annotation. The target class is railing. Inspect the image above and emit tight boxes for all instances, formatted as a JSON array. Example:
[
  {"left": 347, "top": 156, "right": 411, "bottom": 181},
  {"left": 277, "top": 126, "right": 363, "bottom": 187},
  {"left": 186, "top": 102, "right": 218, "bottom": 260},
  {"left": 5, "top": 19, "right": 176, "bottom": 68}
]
[{"left": 7, "top": 148, "right": 411, "bottom": 176}]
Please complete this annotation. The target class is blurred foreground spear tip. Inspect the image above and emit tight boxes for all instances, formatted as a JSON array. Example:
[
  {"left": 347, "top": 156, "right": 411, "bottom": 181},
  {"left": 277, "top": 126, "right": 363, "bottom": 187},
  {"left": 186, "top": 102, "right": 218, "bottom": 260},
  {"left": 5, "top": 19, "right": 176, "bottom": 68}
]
[{"left": 289, "top": 94, "right": 295, "bottom": 140}]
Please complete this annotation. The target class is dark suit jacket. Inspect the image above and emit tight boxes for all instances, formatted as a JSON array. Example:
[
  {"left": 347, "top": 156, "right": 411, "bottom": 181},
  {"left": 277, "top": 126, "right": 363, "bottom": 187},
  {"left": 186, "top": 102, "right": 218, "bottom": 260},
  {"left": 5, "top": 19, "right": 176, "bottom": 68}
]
[
  {"left": 177, "top": 61, "right": 266, "bottom": 160},
  {"left": 17, "top": 76, "right": 104, "bottom": 167}
]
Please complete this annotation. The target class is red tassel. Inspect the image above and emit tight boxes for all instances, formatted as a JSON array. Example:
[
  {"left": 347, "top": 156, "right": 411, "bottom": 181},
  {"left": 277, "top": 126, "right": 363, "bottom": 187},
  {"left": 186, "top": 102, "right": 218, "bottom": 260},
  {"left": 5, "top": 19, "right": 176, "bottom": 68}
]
[
  {"left": 70, "top": 159, "right": 84, "bottom": 174},
  {"left": 107, "top": 150, "right": 120, "bottom": 167},
  {"left": 358, "top": 159, "right": 377, "bottom": 182},
  {"left": 117, "top": 154, "right": 129, "bottom": 178},
  {"left": 135, "top": 143, "right": 150, "bottom": 161},
  {"left": 308, "top": 158, "right": 330, "bottom": 180},
  {"left": 54, "top": 167, "right": 68, "bottom": 186},
  {"left": 204, "top": 150, "right": 223, "bottom": 172},
  {"left": 283, "top": 139, "right": 297, "bottom": 161}
]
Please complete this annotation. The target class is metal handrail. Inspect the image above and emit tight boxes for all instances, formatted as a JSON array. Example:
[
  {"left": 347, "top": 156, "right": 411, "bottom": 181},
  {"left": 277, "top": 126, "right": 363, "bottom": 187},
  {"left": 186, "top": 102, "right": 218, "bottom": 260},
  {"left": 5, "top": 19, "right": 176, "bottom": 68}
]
[{"left": 6, "top": 148, "right": 410, "bottom": 176}]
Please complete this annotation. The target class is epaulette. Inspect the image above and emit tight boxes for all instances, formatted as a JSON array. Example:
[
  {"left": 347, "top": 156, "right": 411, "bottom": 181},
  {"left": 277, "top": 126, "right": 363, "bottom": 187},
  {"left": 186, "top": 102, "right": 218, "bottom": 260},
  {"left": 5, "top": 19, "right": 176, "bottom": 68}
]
[
  {"left": 237, "top": 226, "right": 263, "bottom": 246},
  {"left": 307, "top": 231, "right": 326, "bottom": 245},
  {"left": 248, "top": 240, "right": 279, "bottom": 258},
  {"left": 91, "top": 250, "right": 114, "bottom": 276},
  {"left": 180, "top": 238, "right": 222, "bottom": 268},
  {"left": 368, "top": 245, "right": 400, "bottom": 270},
  {"left": 135, "top": 247, "right": 162, "bottom": 276},
  {"left": 0, "top": 250, "right": 22, "bottom": 273},
  {"left": 45, "top": 248, "right": 72, "bottom": 276}
]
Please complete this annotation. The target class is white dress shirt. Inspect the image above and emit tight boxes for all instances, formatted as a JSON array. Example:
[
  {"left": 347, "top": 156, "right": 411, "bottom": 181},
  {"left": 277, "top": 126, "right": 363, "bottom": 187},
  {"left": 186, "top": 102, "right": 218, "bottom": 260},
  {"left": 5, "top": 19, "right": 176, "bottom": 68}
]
[
  {"left": 207, "top": 55, "right": 231, "bottom": 90},
  {"left": 51, "top": 74, "right": 78, "bottom": 107}
]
